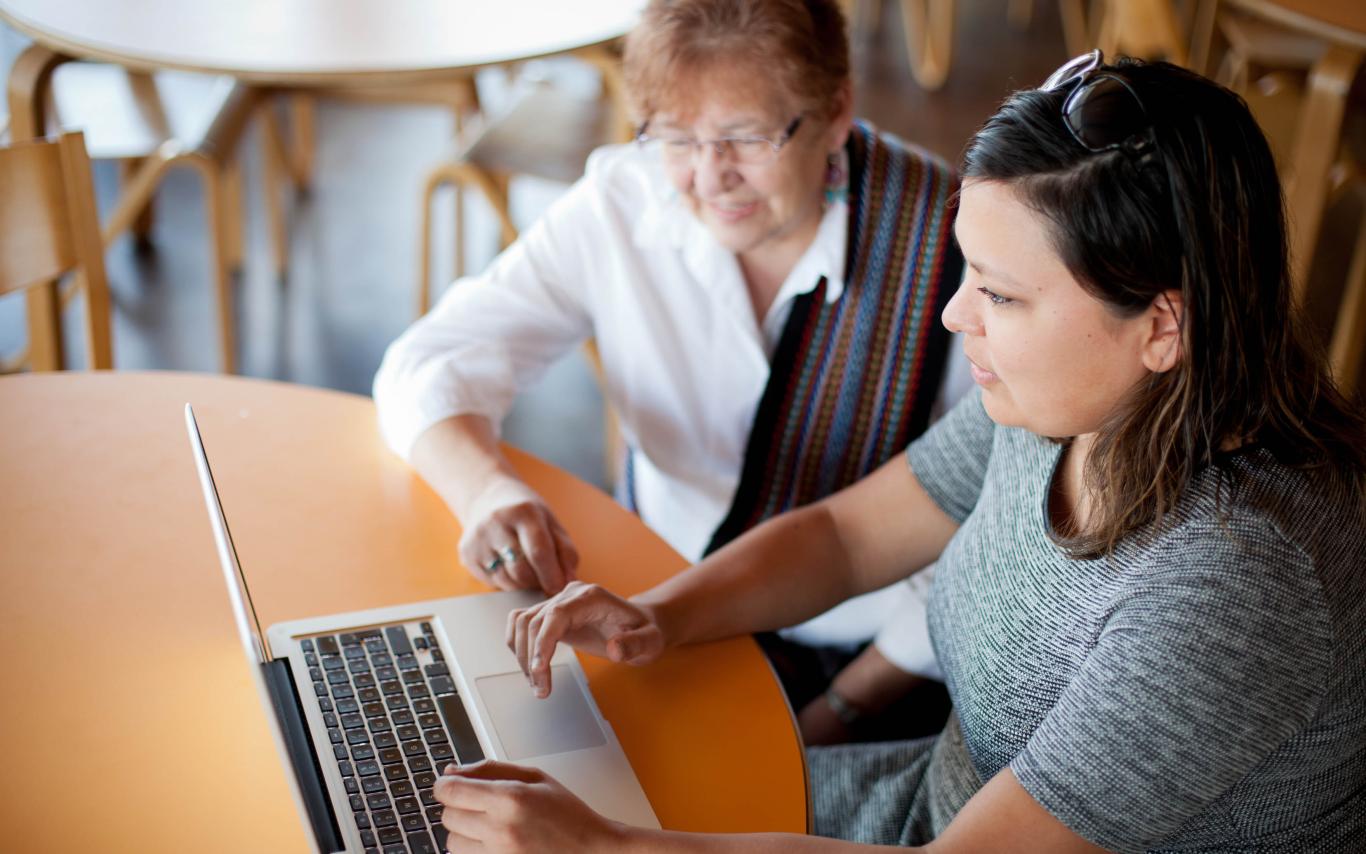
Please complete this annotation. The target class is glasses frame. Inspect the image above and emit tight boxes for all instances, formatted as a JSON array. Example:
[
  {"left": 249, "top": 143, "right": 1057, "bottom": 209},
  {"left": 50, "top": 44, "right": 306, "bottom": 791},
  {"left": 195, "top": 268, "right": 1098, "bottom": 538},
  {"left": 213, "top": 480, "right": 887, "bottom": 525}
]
[
  {"left": 1042, "top": 49, "right": 1157, "bottom": 161},
  {"left": 634, "top": 116, "right": 804, "bottom": 167}
]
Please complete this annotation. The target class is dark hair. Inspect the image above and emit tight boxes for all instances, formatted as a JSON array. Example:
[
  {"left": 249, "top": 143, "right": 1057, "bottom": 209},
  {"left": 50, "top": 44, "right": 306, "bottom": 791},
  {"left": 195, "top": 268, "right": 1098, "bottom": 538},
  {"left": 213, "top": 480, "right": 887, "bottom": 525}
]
[
  {"left": 622, "top": 0, "right": 849, "bottom": 122},
  {"left": 961, "top": 58, "right": 1366, "bottom": 557}
]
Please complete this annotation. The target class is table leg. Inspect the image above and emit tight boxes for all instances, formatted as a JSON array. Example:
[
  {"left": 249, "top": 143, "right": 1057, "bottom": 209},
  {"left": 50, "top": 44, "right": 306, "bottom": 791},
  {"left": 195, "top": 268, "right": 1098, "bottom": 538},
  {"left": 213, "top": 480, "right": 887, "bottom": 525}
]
[
  {"left": 1285, "top": 44, "right": 1363, "bottom": 303},
  {"left": 7, "top": 43, "right": 71, "bottom": 371}
]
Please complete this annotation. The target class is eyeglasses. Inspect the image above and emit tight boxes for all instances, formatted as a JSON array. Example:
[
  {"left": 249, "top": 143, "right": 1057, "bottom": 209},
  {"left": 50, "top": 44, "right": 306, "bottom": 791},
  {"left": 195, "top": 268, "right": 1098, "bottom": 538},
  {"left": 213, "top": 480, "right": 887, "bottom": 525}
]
[
  {"left": 634, "top": 116, "right": 803, "bottom": 167},
  {"left": 1042, "top": 49, "right": 1156, "bottom": 160}
]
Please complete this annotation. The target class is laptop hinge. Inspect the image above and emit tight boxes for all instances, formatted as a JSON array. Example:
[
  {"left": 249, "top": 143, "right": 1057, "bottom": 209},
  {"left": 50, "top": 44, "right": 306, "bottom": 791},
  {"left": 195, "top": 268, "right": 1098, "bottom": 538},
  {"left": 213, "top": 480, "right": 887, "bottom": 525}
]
[{"left": 263, "top": 659, "right": 344, "bottom": 852}]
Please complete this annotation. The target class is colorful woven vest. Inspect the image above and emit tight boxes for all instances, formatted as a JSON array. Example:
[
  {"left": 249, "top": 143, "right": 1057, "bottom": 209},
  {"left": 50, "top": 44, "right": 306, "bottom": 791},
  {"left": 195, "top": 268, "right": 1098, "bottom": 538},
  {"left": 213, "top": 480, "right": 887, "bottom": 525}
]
[{"left": 705, "top": 121, "right": 962, "bottom": 554}]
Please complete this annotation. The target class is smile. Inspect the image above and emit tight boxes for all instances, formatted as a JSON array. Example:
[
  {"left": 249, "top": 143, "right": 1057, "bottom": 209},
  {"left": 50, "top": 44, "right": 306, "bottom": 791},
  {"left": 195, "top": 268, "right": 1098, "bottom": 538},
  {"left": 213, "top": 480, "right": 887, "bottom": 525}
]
[{"left": 706, "top": 200, "right": 758, "bottom": 223}]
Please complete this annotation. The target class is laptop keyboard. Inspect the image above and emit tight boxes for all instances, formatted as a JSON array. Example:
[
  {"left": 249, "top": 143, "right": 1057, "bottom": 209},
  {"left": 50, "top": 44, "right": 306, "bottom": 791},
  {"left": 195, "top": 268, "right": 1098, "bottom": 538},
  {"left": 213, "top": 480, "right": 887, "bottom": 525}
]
[{"left": 302, "top": 621, "right": 483, "bottom": 854}]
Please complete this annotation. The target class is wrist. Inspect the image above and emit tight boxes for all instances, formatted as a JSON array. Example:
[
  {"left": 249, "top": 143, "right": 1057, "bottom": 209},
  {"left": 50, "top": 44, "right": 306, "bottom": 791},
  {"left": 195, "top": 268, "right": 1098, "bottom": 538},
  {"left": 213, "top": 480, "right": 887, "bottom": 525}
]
[{"left": 823, "top": 685, "right": 865, "bottom": 727}]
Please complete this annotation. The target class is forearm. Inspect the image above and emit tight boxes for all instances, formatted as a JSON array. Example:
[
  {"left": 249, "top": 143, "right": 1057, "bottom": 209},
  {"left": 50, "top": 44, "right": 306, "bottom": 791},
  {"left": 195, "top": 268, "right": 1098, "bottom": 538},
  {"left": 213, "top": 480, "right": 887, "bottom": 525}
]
[
  {"left": 410, "top": 414, "right": 522, "bottom": 519},
  {"left": 829, "top": 644, "right": 926, "bottom": 713},
  {"left": 634, "top": 502, "right": 859, "bottom": 648}
]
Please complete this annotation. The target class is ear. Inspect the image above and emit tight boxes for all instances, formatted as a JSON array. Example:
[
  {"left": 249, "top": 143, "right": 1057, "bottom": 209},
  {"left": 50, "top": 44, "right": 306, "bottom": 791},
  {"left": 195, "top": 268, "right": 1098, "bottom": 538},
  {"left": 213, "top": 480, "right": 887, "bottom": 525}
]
[
  {"left": 826, "top": 79, "right": 855, "bottom": 153},
  {"left": 1140, "top": 289, "right": 1184, "bottom": 373}
]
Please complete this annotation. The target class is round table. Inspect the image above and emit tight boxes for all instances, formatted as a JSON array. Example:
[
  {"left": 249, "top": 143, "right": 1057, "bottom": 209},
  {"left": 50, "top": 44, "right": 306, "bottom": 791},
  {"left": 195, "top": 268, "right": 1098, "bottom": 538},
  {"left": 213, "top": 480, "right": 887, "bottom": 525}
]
[{"left": 0, "top": 372, "right": 806, "bottom": 852}]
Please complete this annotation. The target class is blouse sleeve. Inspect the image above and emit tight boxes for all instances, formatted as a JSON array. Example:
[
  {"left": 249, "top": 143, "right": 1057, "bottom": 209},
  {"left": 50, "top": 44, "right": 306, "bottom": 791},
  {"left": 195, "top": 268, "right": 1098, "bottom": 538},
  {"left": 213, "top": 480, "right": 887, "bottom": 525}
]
[
  {"left": 372, "top": 170, "right": 605, "bottom": 459},
  {"left": 904, "top": 387, "right": 995, "bottom": 524}
]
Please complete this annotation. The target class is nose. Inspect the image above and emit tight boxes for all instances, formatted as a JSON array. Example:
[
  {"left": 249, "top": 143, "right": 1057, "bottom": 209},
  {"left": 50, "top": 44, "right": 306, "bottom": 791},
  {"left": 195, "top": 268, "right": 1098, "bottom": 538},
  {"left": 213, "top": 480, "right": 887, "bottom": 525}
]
[
  {"left": 941, "top": 277, "right": 982, "bottom": 336},
  {"left": 691, "top": 143, "right": 740, "bottom": 197}
]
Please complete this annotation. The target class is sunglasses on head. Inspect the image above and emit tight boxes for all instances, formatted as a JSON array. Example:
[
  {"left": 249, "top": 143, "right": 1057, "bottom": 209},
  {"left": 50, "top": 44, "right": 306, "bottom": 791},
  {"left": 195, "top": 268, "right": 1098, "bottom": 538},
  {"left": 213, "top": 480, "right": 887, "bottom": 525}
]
[{"left": 1043, "top": 49, "right": 1157, "bottom": 162}]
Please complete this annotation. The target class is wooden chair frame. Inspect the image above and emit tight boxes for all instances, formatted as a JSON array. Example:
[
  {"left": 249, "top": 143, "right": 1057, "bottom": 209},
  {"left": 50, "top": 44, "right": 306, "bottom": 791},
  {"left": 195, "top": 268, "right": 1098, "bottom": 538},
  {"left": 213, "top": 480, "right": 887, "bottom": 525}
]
[{"left": 0, "top": 131, "right": 113, "bottom": 370}]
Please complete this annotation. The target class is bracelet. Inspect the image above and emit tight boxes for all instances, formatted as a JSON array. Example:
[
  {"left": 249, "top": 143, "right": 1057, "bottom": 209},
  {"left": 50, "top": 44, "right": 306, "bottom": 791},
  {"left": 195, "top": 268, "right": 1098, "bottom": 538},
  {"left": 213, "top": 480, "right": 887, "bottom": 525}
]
[{"left": 824, "top": 687, "right": 864, "bottom": 727}]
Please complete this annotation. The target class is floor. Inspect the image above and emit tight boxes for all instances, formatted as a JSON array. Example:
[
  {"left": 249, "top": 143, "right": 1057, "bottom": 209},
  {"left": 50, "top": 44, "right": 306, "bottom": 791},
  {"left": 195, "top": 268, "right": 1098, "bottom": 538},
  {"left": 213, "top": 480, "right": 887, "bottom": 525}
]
[{"left": 1, "top": 0, "right": 1073, "bottom": 489}]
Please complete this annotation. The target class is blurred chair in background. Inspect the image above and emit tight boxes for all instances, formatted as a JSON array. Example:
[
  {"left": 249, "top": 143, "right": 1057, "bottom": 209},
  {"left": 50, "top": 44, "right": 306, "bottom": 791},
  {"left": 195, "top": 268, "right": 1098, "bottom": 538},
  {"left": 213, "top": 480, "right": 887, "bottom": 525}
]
[{"left": 0, "top": 131, "right": 112, "bottom": 370}]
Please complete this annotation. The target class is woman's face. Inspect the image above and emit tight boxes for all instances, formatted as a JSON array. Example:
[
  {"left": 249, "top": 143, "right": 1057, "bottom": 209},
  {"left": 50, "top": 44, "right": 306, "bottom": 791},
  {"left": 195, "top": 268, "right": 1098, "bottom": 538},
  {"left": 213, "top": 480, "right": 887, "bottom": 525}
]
[
  {"left": 648, "top": 65, "right": 851, "bottom": 263},
  {"left": 944, "top": 179, "right": 1172, "bottom": 438}
]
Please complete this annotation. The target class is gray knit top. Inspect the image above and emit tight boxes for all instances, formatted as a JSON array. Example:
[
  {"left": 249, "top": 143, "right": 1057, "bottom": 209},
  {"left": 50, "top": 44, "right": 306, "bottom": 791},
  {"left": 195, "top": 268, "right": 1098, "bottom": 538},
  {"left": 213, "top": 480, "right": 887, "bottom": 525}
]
[{"left": 906, "top": 389, "right": 1366, "bottom": 853}]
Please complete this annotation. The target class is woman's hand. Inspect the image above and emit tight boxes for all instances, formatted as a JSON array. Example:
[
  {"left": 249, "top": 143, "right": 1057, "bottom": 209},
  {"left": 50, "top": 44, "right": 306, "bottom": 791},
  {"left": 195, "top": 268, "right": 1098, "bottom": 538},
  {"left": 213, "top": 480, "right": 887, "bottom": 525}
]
[
  {"left": 459, "top": 474, "right": 579, "bottom": 595},
  {"left": 507, "top": 581, "right": 665, "bottom": 697},
  {"left": 797, "top": 692, "right": 854, "bottom": 747},
  {"left": 435, "top": 761, "right": 629, "bottom": 852}
]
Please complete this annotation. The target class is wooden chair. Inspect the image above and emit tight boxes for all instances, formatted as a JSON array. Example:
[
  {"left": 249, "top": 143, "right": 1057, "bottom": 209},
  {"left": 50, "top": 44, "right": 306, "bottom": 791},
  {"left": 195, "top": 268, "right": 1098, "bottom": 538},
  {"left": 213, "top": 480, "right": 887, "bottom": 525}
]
[
  {"left": 0, "top": 131, "right": 112, "bottom": 370},
  {"left": 10, "top": 43, "right": 277, "bottom": 374},
  {"left": 416, "top": 59, "right": 624, "bottom": 314}
]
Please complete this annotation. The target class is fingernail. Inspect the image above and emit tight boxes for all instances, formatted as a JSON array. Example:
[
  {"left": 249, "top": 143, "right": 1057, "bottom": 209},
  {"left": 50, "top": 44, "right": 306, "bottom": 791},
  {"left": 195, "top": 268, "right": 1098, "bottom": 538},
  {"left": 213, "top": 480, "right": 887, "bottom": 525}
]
[
  {"left": 444, "top": 763, "right": 458, "bottom": 774},
  {"left": 531, "top": 655, "right": 542, "bottom": 669}
]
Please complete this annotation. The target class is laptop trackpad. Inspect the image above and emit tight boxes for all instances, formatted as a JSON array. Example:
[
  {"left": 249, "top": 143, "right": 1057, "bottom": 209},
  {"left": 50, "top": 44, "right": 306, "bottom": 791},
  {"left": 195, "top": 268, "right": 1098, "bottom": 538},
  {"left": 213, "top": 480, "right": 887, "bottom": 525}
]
[{"left": 475, "top": 667, "right": 607, "bottom": 761}]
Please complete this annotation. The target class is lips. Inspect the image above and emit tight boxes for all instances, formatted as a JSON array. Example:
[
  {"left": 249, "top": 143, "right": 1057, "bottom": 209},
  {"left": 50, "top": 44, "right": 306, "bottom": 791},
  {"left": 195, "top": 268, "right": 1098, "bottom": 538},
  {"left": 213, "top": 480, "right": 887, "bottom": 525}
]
[
  {"left": 706, "top": 200, "right": 758, "bottom": 224},
  {"left": 965, "top": 354, "right": 998, "bottom": 385}
]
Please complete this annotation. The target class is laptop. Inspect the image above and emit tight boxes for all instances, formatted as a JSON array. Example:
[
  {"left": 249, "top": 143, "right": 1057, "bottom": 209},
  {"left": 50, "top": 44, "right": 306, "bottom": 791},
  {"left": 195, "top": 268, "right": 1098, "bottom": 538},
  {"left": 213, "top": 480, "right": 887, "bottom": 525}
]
[{"left": 184, "top": 405, "right": 659, "bottom": 853}]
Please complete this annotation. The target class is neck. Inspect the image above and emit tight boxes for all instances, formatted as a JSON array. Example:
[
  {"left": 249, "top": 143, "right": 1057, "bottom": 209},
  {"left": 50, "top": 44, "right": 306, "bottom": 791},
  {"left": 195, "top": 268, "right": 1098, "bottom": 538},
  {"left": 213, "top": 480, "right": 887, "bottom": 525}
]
[{"left": 1052, "top": 433, "right": 1097, "bottom": 536}]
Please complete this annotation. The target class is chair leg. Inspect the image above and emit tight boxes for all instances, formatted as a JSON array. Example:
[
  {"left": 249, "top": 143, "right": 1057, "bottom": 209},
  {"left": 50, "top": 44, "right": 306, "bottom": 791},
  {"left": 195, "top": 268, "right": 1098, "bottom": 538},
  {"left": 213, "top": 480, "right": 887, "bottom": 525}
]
[
  {"left": 187, "top": 155, "right": 237, "bottom": 374},
  {"left": 119, "top": 158, "right": 156, "bottom": 243},
  {"left": 223, "top": 157, "right": 245, "bottom": 272},
  {"left": 1330, "top": 215, "right": 1366, "bottom": 396},
  {"left": 102, "top": 153, "right": 174, "bottom": 246},
  {"left": 260, "top": 107, "right": 292, "bottom": 279},
  {"left": 419, "top": 173, "right": 443, "bottom": 317},
  {"left": 289, "top": 94, "right": 315, "bottom": 191},
  {"left": 898, "top": 0, "right": 954, "bottom": 91}
]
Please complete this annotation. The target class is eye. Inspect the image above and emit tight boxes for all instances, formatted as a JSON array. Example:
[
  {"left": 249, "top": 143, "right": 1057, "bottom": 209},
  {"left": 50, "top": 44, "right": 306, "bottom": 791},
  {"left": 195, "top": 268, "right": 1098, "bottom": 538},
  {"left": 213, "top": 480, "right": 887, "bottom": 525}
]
[{"left": 976, "top": 286, "right": 1014, "bottom": 306}]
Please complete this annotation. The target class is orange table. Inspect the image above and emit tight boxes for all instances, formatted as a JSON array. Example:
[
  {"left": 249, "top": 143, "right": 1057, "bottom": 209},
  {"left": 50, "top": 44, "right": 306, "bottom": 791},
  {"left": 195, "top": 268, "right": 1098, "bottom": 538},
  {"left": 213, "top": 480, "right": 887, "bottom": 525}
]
[{"left": 0, "top": 372, "right": 807, "bottom": 852}]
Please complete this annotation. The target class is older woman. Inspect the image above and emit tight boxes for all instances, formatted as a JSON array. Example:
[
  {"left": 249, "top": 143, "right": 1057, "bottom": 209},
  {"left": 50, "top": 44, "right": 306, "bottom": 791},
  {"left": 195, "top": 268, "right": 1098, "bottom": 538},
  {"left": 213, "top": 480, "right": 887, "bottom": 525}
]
[
  {"left": 374, "top": 0, "right": 961, "bottom": 712},
  {"left": 435, "top": 55, "right": 1366, "bottom": 852}
]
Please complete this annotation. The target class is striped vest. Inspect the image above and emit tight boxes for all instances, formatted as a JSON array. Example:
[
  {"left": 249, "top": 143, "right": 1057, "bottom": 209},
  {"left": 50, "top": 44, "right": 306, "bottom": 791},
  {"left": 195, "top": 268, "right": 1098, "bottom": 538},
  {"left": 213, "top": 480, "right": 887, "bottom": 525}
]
[{"left": 705, "top": 121, "right": 961, "bottom": 554}]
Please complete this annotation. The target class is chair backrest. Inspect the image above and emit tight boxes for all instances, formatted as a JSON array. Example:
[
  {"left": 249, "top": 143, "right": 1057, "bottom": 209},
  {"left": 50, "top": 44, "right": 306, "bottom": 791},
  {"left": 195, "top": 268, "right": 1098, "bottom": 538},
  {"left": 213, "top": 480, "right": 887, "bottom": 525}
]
[{"left": 0, "top": 131, "right": 112, "bottom": 369}]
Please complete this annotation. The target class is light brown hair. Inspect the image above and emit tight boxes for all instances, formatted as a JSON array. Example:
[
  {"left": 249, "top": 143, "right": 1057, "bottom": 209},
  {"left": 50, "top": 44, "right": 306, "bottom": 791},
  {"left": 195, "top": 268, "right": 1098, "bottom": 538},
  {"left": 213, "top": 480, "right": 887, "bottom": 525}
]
[{"left": 622, "top": 0, "right": 850, "bottom": 124}]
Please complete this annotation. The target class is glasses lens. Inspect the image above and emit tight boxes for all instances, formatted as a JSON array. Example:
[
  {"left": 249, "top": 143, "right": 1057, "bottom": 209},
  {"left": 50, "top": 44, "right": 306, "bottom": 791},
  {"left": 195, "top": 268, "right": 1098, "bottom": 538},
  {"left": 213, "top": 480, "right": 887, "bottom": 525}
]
[
  {"left": 1062, "top": 75, "right": 1148, "bottom": 152},
  {"left": 1042, "top": 49, "right": 1101, "bottom": 92},
  {"left": 730, "top": 139, "right": 777, "bottom": 165}
]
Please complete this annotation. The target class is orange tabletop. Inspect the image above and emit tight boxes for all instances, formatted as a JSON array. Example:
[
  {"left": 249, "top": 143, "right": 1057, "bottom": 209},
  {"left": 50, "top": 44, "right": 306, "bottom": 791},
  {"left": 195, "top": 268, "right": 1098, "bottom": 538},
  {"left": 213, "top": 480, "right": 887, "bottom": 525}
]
[{"left": 0, "top": 372, "right": 807, "bottom": 852}]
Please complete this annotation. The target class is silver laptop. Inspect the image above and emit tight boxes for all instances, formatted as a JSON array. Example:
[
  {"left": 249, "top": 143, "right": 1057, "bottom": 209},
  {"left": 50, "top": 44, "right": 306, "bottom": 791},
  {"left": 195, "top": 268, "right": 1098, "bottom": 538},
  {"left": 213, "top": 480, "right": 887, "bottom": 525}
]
[{"left": 185, "top": 404, "right": 659, "bottom": 853}]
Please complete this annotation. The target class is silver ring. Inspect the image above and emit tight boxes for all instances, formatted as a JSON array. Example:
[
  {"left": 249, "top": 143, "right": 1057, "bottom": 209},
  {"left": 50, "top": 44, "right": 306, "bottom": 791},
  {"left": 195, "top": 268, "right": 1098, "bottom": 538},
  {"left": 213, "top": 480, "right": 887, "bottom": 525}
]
[
  {"left": 499, "top": 545, "right": 521, "bottom": 565},
  {"left": 482, "top": 554, "right": 504, "bottom": 574}
]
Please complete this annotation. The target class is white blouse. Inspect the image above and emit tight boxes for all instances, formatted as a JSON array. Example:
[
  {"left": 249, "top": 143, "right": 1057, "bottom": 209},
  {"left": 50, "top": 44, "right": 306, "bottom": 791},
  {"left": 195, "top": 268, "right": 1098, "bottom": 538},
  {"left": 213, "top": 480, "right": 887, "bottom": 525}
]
[{"left": 375, "top": 142, "right": 957, "bottom": 662}]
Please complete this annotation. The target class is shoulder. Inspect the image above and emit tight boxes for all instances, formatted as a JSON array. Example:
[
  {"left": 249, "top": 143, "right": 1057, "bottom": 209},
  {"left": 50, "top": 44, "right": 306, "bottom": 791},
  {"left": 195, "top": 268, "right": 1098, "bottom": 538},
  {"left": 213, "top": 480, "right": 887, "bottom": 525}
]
[
  {"left": 581, "top": 142, "right": 671, "bottom": 211},
  {"left": 848, "top": 119, "right": 958, "bottom": 186}
]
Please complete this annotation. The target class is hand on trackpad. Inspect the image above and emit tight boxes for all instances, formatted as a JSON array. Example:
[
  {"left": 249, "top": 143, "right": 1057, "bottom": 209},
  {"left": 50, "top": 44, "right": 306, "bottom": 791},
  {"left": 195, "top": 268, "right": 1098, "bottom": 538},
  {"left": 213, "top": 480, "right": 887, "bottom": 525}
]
[{"left": 475, "top": 667, "right": 608, "bottom": 761}]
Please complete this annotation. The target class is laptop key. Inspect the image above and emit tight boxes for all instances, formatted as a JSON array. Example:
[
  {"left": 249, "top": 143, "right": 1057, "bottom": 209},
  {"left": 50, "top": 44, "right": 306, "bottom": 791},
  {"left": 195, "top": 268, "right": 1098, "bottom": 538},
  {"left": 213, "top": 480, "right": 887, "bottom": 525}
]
[
  {"left": 351, "top": 745, "right": 375, "bottom": 761},
  {"left": 349, "top": 794, "right": 365, "bottom": 812},
  {"left": 430, "top": 649, "right": 444, "bottom": 662},
  {"left": 332, "top": 685, "right": 355, "bottom": 700},
  {"left": 317, "top": 636, "right": 339, "bottom": 655},
  {"left": 390, "top": 779, "right": 414, "bottom": 797},
  {"left": 345, "top": 778, "right": 359, "bottom": 795},
  {"left": 412, "top": 698, "right": 435, "bottom": 714},
  {"left": 395, "top": 796, "right": 421, "bottom": 815},
  {"left": 391, "top": 709, "right": 415, "bottom": 726},
  {"left": 327, "top": 671, "right": 350, "bottom": 685},
  {"left": 397, "top": 725, "right": 421, "bottom": 741},
  {"left": 383, "top": 845, "right": 406, "bottom": 854},
  {"left": 387, "top": 695, "right": 407, "bottom": 711},
  {"left": 377, "top": 826, "right": 403, "bottom": 844},
  {"left": 418, "top": 713, "right": 441, "bottom": 730},
  {"left": 339, "top": 633, "right": 360, "bottom": 647},
  {"left": 348, "top": 659, "right": 371, "bottom": 674},
  {"left": 372, "top": 809, "right": 398, "bottom": 828},
  {"left": 384, "top": 764, "right": 408, "bottom": 783},
  {"left": 324, "top": 712, "right": 339, "bottom": 728},
  {"left": 301, "top": 638, "right": 316, "bottom": 653},
  {"left": 309, "top": 666, "right": 324, "bottom": 682},
  {"left": 337, "top": 698, "right": 360, "bottom": 714},
  {"left": 339, "top": 760, "right": 354, "bottom": 777},
  {"left": 428, "top": 676, "right": 455, "bottom": 695},
  {"left": 329, "top": 728, "right": 344, "bottom": 744},
  {"left": 358, "top": 688, "right": 381, "bottom": 703},
  {"left": 361, "top": 775, "right": 386, "bottom": 794},
  {"left": 357, "top": 628, "right": 383, "bottom": 640},
  {"left": 413, "top": 636, "right": 428, "bottom": 651},
  {"left": 374, "top": 732, "right": 398, "bottom": 749},
  {"left": 347, "top": 730, "right": 371, "bottom": 746},
  {"left": 375, "top": 666, "right": 398, "bottom": 682},
  {"left": 359, "top": 829, "right": 376, "bottom": 847},
  {"left": 357, "top": 759, "right": 382, "bottom": 777},
  {"left": 396, "top": 654, "right": 419, "bottom": 671},
  {"left": 407, "top": 684, "right": 431, "bottom": 700},
  {"left": 333, "top": 745, "right": 348, "bottom": 761},
  {"left": 366, "top": 793, "right": 392, "bottom": 811},
  {"left": 423, "top": 729, "right": 448, "bottom": 745},
  {"left": 355, "top": 812, "right": 371, "bottom": 830},
  {"left": 368, "top": 717, "right": 392, "bottom": 734},
  {"left": 401, "top": 812, "right": 426, "bottom": 833},
  {"left": 402, "top": 670, "right": 424, "bottom": 685},
  {"left": 371, "top": 652, "right": 394, "bottom": 668},
  {"left": 429, "top": 744, "right": 454, "bottom": 762},
  {"left": 355, "top": 673, "right": 376, "bottom": 688},
  {"left": 364, "top": 639, "right": 387, "bottom": 655},
  {"left": 431, "top": 826, "right": 448, "bottom": 851},
  {"left": 413, "top": 770, "right": 437, "bottom": 789},
  {"left": 424, "top": 664, "right": 449, "bottom": 678},
  {"left": 407, "top": 830, "right": 437, "bottom": 854},
  {"left": 342, "top": 713, "right": 365, "bottom": 730},
  {"left": 425, "top": 805, "right": 443, "bottom": 823},
  {"left": 322, "top": 655, "right": 345, "bottom": 670},
  {"left": 345, "top": 646, "right": 366, "bottom": 660},
  {"left": 435, "top": 693, "right": 484, "bottom": 764},
  {"left": 313, "top": 682, "right": 328, "bottom": 697},
  {"left": 407, "top": 755, "right": 432, "bottom": 774},
  {"left": 381, "top": 680, "right": 404, "bottom": 696},
  {"left": 363, "top": 702, "right": 388, "bottom": 718},
  {"left": 318, "top": 697, "right": 334, "bottom": 712},
  {"left": 385, "top": 627, "right": 413, "bottom": 656},
  {"left": 402, "top": 740, "right": 426, "bottom": 757},
  {"left": 379, "top": 747, "right": 404, "bottom": 765},
  {"left": 420, "top": 789, "right": 438, "bottom": 807}
]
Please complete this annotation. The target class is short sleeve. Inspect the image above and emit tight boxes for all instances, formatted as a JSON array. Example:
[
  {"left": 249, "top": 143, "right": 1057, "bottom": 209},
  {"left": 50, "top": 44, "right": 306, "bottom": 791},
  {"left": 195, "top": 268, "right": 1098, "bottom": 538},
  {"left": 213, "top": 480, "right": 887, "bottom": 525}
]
[
  {"left": 905, "top": 387, "right": 994, "bottom": 523},
  {"left": 1009, "top": 520, "right": 1332, "bottom": 853}
]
